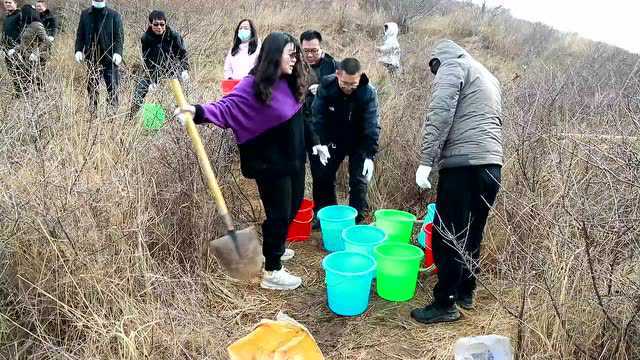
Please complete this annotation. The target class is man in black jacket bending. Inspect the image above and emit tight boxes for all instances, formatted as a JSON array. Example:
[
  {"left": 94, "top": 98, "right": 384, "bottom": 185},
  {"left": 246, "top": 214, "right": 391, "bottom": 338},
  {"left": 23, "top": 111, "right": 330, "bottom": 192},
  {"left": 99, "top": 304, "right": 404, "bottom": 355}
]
[
  {"left": 312, "top": 58, "right": 380, "bottom": 224},
  {"left": 2, "top": 0, "right": 24, "bottom": 95},
  {"left": 74, "top": 0, "right": 123, "bottom": 113},
  {"left": 35, "top": 1, "right": 59, "bottom": 42},
  {"left": 129, "top": 10, "right": 189, "bottom": 119}
]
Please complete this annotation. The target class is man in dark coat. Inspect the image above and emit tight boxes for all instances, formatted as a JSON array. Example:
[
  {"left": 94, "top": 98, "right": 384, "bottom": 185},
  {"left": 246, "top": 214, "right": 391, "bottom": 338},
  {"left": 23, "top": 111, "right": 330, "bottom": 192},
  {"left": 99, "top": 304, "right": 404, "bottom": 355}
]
[
  {"left": 74, "top": 0, "right": 124, "bottom": 113},
  {"left": 35, "top": 0, "right": 59, "bottom": 41},
  {"left": 312, "top": 58, "right": 381, "bottom": 224},
  {"left": 129, "top": 10, "right": 189, "bottom": 119},
  {"left": 2, "top": 0, "right": 24, "bottom": 95}
]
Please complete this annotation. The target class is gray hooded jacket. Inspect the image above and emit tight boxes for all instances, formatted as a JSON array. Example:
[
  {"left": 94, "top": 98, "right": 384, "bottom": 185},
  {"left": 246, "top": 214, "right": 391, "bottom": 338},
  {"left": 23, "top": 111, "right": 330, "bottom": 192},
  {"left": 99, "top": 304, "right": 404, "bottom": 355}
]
[{"left": 421, "top": 40, "right": 503, "bottom": 169}]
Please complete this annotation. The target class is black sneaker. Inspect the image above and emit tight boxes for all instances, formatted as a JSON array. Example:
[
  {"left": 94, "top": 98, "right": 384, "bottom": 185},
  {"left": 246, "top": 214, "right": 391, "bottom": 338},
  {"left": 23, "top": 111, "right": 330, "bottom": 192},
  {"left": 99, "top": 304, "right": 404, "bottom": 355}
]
[
  {"left": 410, "top": 303, "right": 460, "bottom": 325},
  {"left": 456, "top": 295, "right": 475, "bottom": 310}
]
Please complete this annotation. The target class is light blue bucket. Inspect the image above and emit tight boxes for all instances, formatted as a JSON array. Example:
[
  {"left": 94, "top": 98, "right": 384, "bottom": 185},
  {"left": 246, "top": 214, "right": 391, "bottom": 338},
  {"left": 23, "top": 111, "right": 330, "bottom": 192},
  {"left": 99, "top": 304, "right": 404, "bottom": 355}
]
[
  {"left": 418, "top": 203, "right": 436, "bottom": 248},
  {"left": 318, "top": 205, "right": 358, "bottom": 252},
  {"left": 343, "top": 225, "right": 387, "bottom": 277},
  {"left": 323, "top": 251, "right": 376, "bottom": 316}
]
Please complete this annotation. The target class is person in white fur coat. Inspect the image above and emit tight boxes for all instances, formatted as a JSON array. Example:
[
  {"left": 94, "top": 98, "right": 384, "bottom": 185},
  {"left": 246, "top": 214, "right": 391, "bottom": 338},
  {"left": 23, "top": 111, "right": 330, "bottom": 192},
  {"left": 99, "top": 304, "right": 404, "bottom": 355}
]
[{"left": 377, "top": 22, "right": 401, "bottom": 75}]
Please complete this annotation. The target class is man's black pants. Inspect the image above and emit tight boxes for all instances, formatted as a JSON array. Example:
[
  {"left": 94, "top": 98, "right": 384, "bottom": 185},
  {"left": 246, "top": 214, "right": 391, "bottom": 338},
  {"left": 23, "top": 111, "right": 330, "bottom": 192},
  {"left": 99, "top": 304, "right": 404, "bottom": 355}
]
[
  {"left": 87, "top": 63, "right": 120, "bottom": 111},
  {"left": 309, "top": 147, "right": 368, "bottom": 222},
  {"left": 255, "top": 168, "right": 305, "bottom": 272},
  {"left": 432, "top": 165, "right": 502, "bottom": 307}
]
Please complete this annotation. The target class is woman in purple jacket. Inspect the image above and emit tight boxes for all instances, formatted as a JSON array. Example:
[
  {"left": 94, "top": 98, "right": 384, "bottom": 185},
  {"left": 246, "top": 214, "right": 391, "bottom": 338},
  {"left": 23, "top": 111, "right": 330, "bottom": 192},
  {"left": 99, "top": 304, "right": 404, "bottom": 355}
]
[{"left": 175, "top": 32, "right": 321, "bottom": 290}]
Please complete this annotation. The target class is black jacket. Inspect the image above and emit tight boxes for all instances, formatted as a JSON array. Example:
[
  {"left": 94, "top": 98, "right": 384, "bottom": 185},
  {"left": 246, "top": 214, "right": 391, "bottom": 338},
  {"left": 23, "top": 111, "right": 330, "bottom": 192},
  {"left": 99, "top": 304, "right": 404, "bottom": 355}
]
[
  {"left": 39, "top": 9, "right": 58, "bottom": 37},
  {"left": 141, "top": 26, "right": 189, "bottom": 81},
  {"left": 193, "top": 107, "right": 316, "bottom": 180},
  {"left": 2, "top": 10, "right": 23, "bottom": 50},
  {"left": 303, "top": 53, "right": 337, "bottom": 147},
  {"left": 312, "top": 73, "right": 380, "bottom": 159},
  {"left": 74, "top": 6, "right": 123, "bottom": 65}
]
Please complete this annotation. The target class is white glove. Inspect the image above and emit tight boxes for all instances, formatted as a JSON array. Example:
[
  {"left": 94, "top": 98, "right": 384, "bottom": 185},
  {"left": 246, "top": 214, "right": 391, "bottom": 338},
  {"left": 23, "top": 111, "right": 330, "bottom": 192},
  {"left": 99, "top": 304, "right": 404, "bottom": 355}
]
[
  {"left": 308, "top": 84, "right": 319, "bottom": 95},
  {"left": 47, "top": 36, "right": 54, "bottom": 42},
  {"left": 74, "top": 51, "right": 84, "bottom": 63},
  {"left": 173, "top": 105, "right": 196, "bottom": 126},
  {"left": 148, "top": 83, "right": 159, "bottom": 92},
  {"left": 180, "top": 70, "right": 190, "bottom": 82},
  {"left": 29, "top": 53, "right": 38, "bottom": 62},
  {"left": 312, "top": 145, "right": 331, "bottom": 166},
  {"left": 362, "top": 158, "right": 374, "bottom": 183},
  {"left": 7, "top": 49, "right": 16, "bottom": 57},
  {"left": 416, "top": 165, "right": 432, "bottom": 189},
  {"left": 112, "top": 53, "right": 122, "bottom": 66}
]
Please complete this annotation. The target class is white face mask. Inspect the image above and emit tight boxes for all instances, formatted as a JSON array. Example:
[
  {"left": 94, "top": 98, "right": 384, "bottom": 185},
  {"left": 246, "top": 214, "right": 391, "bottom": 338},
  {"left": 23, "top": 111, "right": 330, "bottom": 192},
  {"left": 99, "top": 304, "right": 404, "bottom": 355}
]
[{"left": 92, "top": 1, "right": 106, "bottom": 9}]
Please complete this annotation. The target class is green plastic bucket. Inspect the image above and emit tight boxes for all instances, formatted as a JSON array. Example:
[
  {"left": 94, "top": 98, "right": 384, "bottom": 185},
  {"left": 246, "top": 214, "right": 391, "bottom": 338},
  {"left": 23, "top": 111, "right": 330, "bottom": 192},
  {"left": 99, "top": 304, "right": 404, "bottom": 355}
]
[
  {"left": 374, "top": 209, "right": 417, "bottom": 243},
  {"left": 373, "top": 243, "right": 424, "bottom": 301},
  {"left": 142, "top": 103, "right": 166, "bottom": 130}
]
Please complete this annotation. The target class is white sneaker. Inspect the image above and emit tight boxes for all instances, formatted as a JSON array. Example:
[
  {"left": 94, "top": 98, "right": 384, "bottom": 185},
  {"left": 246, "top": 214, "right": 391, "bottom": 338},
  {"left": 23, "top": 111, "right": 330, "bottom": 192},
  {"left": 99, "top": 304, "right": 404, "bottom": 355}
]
[
  {"left": 261, "top": 268, "right": 302, "bottom": 290},
  {"left": 281, "top": 248, "right": 295, "bottom": 261}
]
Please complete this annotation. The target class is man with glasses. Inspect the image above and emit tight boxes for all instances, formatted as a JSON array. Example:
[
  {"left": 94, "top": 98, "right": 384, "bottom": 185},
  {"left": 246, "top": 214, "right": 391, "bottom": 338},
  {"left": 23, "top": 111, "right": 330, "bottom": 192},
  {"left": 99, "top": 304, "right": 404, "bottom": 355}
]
[
  {"left": 311, "top": 58, "right": 380, "bottom": 224},
  {"left": 129, "top": 10, "right": 189, "bottom": 119},
  {"left": 299, "top": 30, "right": 337, "bottom": 227},
  {"left": 74, "top": 0, "right": 124, "bottom": 114}
]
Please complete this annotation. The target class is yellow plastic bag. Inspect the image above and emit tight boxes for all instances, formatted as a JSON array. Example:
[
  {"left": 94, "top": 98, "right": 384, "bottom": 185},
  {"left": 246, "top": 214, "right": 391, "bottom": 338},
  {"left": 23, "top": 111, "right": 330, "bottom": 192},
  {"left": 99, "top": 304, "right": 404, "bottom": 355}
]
[{"left": 228, "top": 312, "right": 324, "bottom": 360}]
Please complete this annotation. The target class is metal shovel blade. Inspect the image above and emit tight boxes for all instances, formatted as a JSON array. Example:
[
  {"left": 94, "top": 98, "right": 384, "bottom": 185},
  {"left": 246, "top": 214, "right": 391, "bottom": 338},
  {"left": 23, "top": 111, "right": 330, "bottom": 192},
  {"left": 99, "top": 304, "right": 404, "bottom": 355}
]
[{"left": 209, "top": 226, "right": 263, "bottom": 281}]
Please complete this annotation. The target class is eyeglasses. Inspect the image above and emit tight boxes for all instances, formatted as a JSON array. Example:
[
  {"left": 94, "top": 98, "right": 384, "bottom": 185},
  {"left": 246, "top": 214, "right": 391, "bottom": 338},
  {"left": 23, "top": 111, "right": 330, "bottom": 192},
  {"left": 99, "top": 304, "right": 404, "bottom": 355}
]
[
  {"left": 152, "top": 22, "right": 166, "bottom": 27},
  {"left": 303, "top": 48, "right": 320, "bottom": 55}
]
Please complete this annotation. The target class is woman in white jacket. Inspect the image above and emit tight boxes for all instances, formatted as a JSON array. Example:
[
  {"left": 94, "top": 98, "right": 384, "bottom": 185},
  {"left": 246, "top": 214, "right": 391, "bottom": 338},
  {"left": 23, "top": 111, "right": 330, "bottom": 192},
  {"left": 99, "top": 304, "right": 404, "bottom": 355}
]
[
  {"left": 377, "top": 22, "right": 401, "bottom": 75},
  {"left": 224, "top": 19, "right": 261, "bottom": 80}
]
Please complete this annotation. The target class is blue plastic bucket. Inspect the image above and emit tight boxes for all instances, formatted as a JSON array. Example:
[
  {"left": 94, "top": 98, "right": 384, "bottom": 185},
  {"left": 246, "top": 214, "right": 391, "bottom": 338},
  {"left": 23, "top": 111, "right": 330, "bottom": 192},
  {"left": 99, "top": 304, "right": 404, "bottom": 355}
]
[
  {"left": 322, "top": 251, "right": 376, "bottom": 316},
  {"left": 317, "top": 205, "right": 358, "bottom": 252}
]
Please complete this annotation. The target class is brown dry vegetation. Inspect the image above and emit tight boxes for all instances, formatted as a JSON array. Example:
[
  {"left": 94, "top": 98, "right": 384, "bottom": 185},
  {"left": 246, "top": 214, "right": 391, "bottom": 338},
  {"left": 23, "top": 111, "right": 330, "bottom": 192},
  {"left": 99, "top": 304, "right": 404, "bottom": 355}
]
[{"left": 0, "top": 0, "right": 638, "bottom": 359}]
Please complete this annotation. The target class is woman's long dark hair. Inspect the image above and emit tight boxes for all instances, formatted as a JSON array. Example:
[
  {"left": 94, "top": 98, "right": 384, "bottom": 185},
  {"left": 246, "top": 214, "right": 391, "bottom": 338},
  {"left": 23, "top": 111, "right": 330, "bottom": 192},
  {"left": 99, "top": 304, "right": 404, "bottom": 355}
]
[
  {"left": 250, "top": 32, "right": 311, "bottom": 105},
  {"left": 230, "top": 19, "right": 258, "bottom": 57},
  {"left": 21, "top": 5, "right": 40, "bottom": 25}
]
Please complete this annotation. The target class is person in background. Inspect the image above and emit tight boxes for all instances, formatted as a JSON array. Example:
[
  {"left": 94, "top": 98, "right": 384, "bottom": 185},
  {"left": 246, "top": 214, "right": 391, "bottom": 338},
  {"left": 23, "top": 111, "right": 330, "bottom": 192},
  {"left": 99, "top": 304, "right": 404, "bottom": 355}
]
[
  {"left": 15, "top": 4, "right": 52, "bottom": 92},
  {"left": 411, "top": 39, "right": 503, "bottom": 325},
  {"left": 299, "top": 29, "right": 337, "bottom": 228},
  {"left": 223, "top": 19, "right": 260, "bottom": 80},
  {"left": 74, "top": 0, "right": 124, "bottom": 113},
  {"left": 35, "top": 0, "right": 58, "bottom": 42},
  {"left": 377, "top": 22, "right": 400, "bottom": 75},
  {"left": 129, "top": 10, "right": 189, "bottom": 119},
  {"left": 175, "top": 32, "right": 327, "bottom": 291},
  {"left": 311, "top": 58, "right": 380, "bottom": 224},
  {"left": 2, "top": 0, "right": 24, "bottom": 96}
]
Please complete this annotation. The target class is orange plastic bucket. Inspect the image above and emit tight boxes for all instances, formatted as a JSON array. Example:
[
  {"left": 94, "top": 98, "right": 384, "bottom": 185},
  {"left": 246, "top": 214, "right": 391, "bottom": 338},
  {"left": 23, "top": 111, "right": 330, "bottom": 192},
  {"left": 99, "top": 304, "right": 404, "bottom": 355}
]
[
  {"left": 221, "top": 79, "right": 241, "bottom": 96},
  {"left": 287, "top": 199, "right": 315, "bottom": 242}
]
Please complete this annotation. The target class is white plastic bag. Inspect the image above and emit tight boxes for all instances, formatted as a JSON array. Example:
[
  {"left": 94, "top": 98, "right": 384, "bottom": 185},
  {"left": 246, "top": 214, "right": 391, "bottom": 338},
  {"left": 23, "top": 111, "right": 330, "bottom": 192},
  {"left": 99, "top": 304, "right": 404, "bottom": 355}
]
[{"left": 454, "top": 335, "right": 513, "bottom": 360}]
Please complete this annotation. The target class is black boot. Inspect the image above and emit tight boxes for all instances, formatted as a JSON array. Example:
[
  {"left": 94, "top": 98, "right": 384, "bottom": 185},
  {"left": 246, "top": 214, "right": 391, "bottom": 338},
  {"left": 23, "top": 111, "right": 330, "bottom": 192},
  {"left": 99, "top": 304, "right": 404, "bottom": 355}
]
[
  {"left": 456, "top": 294, "right": 475, "bottom": 310},
  {"left": 411, "top": 303, "right": 460, "bottom": 324}
]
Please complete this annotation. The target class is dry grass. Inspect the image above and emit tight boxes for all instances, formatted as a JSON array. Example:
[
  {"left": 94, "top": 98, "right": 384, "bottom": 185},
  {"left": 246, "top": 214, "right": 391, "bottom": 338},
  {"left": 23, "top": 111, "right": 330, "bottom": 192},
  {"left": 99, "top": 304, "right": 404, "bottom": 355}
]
[{"left": 0, "top": 0, "right": 638, "bottom": 359}]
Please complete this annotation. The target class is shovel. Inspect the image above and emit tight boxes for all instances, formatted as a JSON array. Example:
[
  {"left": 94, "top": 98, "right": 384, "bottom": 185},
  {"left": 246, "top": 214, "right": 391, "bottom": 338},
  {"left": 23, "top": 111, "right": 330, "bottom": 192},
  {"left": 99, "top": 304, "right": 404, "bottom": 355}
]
[{"left": 169, "top": 79, "right": 263, "bottom": 280}]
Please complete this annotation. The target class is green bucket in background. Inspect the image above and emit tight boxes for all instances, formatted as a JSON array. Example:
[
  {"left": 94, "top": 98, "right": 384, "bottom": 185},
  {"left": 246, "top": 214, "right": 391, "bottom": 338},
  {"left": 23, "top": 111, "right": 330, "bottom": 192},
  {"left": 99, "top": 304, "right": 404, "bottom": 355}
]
[{"left": 142, "top": 103, "right": 166, "bottom": 130}]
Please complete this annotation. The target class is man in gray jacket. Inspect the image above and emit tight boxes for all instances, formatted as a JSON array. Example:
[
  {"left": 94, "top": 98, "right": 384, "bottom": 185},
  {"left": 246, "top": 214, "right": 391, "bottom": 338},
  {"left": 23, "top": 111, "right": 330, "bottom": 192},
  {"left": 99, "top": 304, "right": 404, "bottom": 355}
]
[{"left": 411, "top": 40, "right": 503, "bottom": 324}]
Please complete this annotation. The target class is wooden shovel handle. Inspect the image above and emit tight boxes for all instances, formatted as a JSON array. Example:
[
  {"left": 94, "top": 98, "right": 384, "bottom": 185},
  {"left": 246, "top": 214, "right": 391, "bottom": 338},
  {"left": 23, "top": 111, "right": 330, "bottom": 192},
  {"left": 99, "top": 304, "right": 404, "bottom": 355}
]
[{"left": 168, "top": 79, "right": 234, "bottom": 231}]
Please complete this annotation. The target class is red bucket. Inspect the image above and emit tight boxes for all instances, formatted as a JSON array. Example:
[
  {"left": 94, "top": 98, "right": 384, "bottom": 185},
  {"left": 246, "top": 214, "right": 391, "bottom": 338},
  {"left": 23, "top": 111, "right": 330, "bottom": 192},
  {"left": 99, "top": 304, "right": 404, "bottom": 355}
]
[
  {"left": 424, "top": 223, "right": 438, "bottom": 273},
  {"left": 221, "top": 79, "right": 241, "bottom": 96},
  {"left": 287, "top": 199, "right": 315, "bottom": 242}
]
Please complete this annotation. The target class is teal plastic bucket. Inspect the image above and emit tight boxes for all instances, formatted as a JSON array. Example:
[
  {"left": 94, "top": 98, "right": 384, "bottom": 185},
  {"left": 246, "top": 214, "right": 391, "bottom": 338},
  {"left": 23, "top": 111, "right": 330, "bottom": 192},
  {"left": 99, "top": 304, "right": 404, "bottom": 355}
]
[
  {"left": 318, "top": 205, "right": 358, "bottom": 252},
  {"left": 343, "top": 225, "right": 387, "bottom": 279},
  {"left": 418, "top": 203, "right": 437, "bottom": 248},
  {"left": 323, "top": 251, "right": 376, "bottom": 316}
]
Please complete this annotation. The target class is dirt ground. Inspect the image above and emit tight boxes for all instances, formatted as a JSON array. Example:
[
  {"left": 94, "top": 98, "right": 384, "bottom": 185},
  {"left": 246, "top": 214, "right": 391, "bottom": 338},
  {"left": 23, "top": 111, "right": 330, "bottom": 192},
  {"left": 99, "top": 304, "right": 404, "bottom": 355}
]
[{"left": 220, "top": 229, "right": 517, "bottom": 359}]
